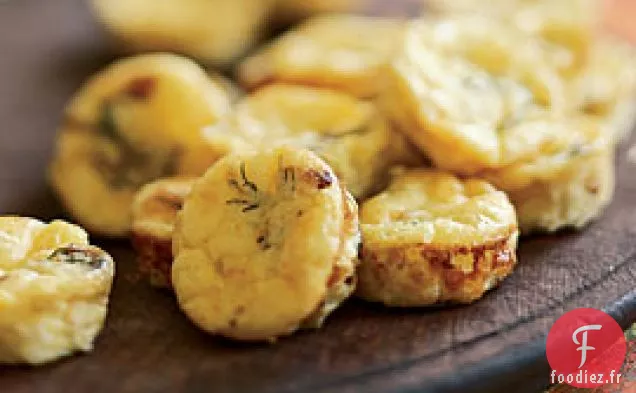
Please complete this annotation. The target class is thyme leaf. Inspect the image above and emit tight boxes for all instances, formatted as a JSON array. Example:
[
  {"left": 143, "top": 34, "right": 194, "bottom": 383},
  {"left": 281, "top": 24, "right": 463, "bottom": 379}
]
[
  {"left": 282, "top": 167, "right": 296, "bottom": 192},
  {"left": 242, "top": 203, "right": 260, "bottom": 212},
  {"left": 240, "top": 162, "right": 258, "bottom": 193},
  {"left": 226, "top": 198, "right": 252, "bottom": 205},
  {"left": 225, "top": 161, "right": 260, "bottom": 213}
]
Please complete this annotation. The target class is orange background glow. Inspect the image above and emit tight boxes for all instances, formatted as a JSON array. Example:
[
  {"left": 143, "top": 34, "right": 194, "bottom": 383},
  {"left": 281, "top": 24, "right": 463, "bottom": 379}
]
[{"left": 604, "top": 0, "right": 636, "bottom": 41}]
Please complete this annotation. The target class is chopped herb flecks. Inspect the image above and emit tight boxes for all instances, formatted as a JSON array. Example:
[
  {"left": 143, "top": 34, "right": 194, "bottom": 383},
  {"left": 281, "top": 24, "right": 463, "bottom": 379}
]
[
  {"left": 226, "top": 162, "right": 260, "bottom": 213},
  {"left": 256, "top": 234, "right": 272, "bottom": 250},
  {"left": 282, "top": 166, "right": 296, "bottom": 192},
  {"left": 99, "top": 103, "right": 119, "bottom": 142},
  {"left": 240, "top": 162, "right": 258, "bottom": 193}
]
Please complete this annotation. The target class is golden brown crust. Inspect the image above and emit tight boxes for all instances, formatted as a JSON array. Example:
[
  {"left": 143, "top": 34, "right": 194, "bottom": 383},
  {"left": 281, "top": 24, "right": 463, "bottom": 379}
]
[
  {"left": 356, "top": 169, "right": 519, "bottom": 306},
  {"left": 302, "top": 189, "right": 359, "bottom": 328},
  {"left": 131, "top": 233, "right": 173, "bottom": 288},
  {"left": 131, "top": 177, "right": 195, "bottom": 287},
  {"left": 357, "top": 232, "right": 518, "bottom": 306}
]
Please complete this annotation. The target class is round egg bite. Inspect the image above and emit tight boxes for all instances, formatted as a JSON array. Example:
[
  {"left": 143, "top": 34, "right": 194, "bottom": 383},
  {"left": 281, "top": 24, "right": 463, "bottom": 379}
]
[
  {"left": 357, "top": 169, "right": 519, "bottom": 306},
  {"left": 477, "top": 119, "right": 615, "bottom": 233},
  {"left": 382, "top": 20, "right": 550, "bottom": 173},
  {"left": 382, "top": 19, "right": 614, "bottom": 233},
  {"left": 131, "top": 177, "right": 195, "bottom": 288},
  {"left": 204, "top": 84, "right": 423, "bottom": 199},
  {"left": 237, "top": 15, "right": 406, "bottom": 98},
  {"left": 172, "top": 147, "right": 359, "bottom": 341},
  {"left": 91, "top": 0, "right": 272, "bottom": 65},
  {"left": 49, "top": 53, "right": 232, "bottom": 237},
  {"left": 404, "top": 16, "right": 573, "bottom": 111},
  {"left": 0, "top": 217, "right": 114, "bottom": 365},
  {"left": 427, "top": 0, "right": 600, "bottom": 70}
]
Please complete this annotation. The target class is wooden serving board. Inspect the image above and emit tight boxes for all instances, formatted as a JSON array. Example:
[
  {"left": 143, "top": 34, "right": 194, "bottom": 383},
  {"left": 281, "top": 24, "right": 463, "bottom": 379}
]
[{"left": 1, "top": 1, "right": 635, "bottom": 392}]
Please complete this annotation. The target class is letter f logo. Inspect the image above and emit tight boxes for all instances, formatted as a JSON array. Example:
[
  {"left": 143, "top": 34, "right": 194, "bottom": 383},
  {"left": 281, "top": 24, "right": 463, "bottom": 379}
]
[
  {"left": 572, "top": 324, "right": 603, "bottom": 368},
  {"left": 547, "top": 309, "right": 627, "bottom": 388}
]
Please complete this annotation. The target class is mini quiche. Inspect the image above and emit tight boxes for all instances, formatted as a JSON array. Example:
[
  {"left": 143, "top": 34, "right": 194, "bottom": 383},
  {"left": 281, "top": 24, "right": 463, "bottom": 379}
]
[
  {"left": 477, "top": 118, "right": 615, "bottom": 234},
  {"left": 357, "top": 169, "right": 518, "bottom": 306},
  {"left": 428, "top": 2, "right": 636, "bottom": 143},
  {"left": 382, "top": 20, "right": 615, "bottom": 232},
  {"left": 205, "top": 84, "right": 422, "bottom": 199},
  {"left": 91, "top": 0, "right": 272, "bottom": 65},
  {"left": 382, "top": 18, "right": 551, "bottom": 173},
  {"left": 131, "top": 177, "right": 195, "bottom": 288},
  {"left": 49, "top": 54, "right": 232, "bottom": 237},
  {"left": 406, "top": 16, "right": 572, "bottom": 111},
  {"left": 427, "top": 0, "right": 600, "bottom": 71},
  {"left": 237, "top": 15, "right": 406, "bottom": 98},
  {"left": 172, "top": 147, "right": 359, "bottom": 341},
  {"left": 0, "top": 217, "right": 114, "bottom": 365}
]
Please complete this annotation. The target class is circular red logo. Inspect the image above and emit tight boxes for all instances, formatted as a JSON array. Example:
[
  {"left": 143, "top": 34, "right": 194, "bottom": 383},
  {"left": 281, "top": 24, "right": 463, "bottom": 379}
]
[{"left": 546, "top": 308, "right": 627, "bottom": 388}]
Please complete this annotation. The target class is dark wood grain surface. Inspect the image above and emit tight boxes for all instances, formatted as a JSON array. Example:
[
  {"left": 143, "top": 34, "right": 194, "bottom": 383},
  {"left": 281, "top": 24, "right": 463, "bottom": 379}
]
[{"left": 1, "top": 1, "right": 636, "bottom": 392}]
